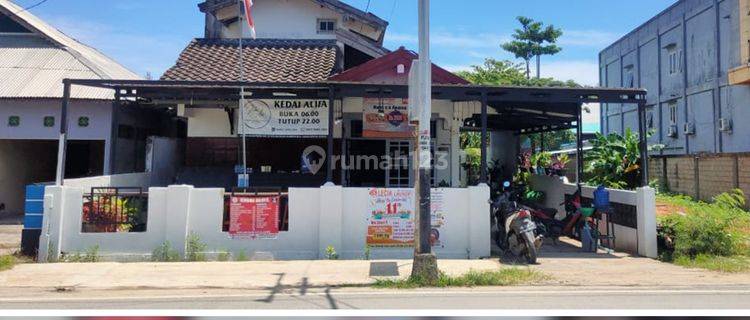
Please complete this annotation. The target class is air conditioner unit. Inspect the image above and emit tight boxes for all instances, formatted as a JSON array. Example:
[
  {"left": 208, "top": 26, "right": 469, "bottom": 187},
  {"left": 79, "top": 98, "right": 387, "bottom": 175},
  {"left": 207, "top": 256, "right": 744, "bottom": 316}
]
[
  {"left": 684, "top": 122, "right": 696, "bottom": 135},
  {"left": 667, "top": 124, "right": 678, "bottom": 138},
  {"left": 719, "top": 118, "right": 733, "bottom": 132}
]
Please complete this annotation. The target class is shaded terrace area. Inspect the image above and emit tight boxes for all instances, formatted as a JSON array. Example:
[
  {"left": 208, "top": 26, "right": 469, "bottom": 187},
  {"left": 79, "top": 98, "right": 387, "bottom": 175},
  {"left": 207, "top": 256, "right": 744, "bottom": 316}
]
[{"left": 54, "top": 79, "right": 649, "bottom": 188}]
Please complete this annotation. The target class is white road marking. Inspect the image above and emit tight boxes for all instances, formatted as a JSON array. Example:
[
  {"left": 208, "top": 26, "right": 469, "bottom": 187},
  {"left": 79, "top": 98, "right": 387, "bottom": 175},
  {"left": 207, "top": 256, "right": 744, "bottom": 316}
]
[{"left": 1, "top": 287, "right": 749, "bottom": 303}]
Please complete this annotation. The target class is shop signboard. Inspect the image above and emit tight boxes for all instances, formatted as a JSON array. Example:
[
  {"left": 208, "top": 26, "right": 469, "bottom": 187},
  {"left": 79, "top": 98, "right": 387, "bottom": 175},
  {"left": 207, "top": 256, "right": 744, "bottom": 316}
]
[
  {"left": 229, "top": 195, "right": 280, "bottom": 239},
  {"left": 363, "top": 98, "right": 412, "bottom": 138},
  {"left": 366, "top": 188, "right": 446, "bottom": 248},
  {"left": 238, "top": 99, "right": 328, "bottom": 136}
]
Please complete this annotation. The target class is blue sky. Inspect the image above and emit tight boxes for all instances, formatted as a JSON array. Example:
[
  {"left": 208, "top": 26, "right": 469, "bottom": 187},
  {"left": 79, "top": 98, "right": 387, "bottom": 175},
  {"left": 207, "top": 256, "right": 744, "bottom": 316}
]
[{"left": 17, "top": 0, "right": 677, "bottom": 130}]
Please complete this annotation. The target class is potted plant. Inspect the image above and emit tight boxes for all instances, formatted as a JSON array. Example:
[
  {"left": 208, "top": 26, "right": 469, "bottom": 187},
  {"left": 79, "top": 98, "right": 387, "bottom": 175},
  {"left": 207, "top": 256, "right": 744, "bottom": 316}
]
[
  {"left": 554, "top": 153, "right": 570, "bottom": 176},
  {"left": 534, "top": 152, "right": 552, "bottom": 175}
]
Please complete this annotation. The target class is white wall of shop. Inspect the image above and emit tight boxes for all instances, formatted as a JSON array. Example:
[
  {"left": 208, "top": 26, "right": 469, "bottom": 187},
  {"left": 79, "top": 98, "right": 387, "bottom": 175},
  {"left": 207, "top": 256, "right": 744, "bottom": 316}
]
[
  {"left": 529, "top": 175, "right": 658, "bottom": 258},
  {"left": 38, "top": 184, "right": 491, "bottom": 262}
]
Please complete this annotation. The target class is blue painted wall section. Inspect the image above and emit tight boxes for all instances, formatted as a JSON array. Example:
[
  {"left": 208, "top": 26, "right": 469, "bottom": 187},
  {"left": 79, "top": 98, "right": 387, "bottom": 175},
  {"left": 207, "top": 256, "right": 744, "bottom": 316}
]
[
  {"left": 600, "top": 0, "right": 750, "bottom": 155},
  {"left": 21, "top": 184, "right": 44, "bottom": 256}
]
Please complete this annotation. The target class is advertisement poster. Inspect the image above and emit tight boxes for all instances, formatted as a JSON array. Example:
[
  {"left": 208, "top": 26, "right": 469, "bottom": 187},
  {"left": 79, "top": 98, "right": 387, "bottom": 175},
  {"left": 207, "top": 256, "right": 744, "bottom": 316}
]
[
  {"left": 366, "top": 188, "right": 415, "bottom": 247},
  {"left": 238, "top": 99, "right": 328, "bottom": 136},
  {"left": 430, "top": 189, "right": 446, "bottom": 248},
  {"left": 366, "top": 188, "right": 447, "bottom": 248},
  {"left": 362, "top": 98, "right": 412, "bottom": 138},
  {"left": 229, "top": 196, "right": 280, "bottom": 239}
]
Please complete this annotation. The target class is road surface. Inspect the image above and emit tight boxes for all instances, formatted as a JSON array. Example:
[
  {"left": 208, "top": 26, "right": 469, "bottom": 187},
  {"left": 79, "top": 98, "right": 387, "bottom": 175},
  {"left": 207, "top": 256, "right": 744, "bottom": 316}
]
[{"left": 1, "top": 285, "right": 749, "bottom": 309}]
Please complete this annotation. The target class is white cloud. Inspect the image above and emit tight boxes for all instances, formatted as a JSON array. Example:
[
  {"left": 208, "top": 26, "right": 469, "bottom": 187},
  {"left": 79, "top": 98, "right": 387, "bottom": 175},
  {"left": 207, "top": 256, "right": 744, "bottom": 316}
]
[
  {"left": 559, "top": 30, "right": 621, "bottom": 48},
  {"left": 539, "top": 60, "right": 600, "bottom": 86},
  {"left": 386, "top": 32, "right": 508, "bottom": 49}
]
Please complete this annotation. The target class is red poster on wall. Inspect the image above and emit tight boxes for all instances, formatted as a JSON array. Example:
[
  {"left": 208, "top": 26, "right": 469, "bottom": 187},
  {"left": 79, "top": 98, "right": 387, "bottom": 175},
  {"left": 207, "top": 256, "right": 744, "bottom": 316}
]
[{"left": 229, "top": 196, "right": 280, "bottom": 239}]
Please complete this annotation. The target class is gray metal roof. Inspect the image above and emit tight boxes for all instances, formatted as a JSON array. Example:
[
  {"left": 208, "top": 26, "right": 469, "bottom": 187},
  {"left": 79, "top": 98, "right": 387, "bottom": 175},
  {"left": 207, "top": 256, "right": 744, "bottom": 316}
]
[{"left": 0, "top": 0, "right": 140, "bottom": 100}]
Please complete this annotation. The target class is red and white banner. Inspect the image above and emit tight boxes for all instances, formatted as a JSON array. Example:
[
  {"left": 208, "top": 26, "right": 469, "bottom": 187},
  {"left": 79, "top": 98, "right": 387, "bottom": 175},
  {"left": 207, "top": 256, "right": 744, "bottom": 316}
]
[{"left": 229, "top": 195, "right": 280, "bottom": 239}]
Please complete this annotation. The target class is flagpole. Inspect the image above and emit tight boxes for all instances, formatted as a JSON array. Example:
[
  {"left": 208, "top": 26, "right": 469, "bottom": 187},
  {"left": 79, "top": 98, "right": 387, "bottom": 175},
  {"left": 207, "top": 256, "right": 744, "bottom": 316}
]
[{"left": 238, "top": 0, "right": 248, "bottom": 185}]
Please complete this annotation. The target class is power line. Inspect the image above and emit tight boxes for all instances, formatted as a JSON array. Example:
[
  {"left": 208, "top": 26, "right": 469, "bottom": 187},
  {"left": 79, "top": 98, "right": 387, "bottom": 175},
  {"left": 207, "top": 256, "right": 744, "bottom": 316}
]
[
  {"left": 14, "top": 0, "right": 50, "bottom": 14},
  {"left": 364, "top": 0, "right": 371, "bottom": 12}
]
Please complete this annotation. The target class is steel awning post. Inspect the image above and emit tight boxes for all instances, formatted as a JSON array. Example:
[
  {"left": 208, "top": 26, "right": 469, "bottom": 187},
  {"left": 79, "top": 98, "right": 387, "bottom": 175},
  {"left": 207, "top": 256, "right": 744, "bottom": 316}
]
[
  {"left": 326, "top": 86, "right": 335, "bottom": 183},
  {"left": 108, "top": 88, "right": 121, "bottom": 175},
  {"left": 480, "top": 92, "right": 488, "bottom": 184},
  {"left": 638, "top": 101, "right": 649, "bottom": 187},
  {"left": 55, "top": 80, "right": 71, "bottom": 186},
  {"left": 576, "top": 103, "right": 583, "bottom": 192}
]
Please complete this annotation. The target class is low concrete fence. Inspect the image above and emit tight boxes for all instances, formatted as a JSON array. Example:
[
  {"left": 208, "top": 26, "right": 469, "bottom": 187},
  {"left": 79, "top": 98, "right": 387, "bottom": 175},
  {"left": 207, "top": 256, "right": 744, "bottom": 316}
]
[
  {"left": 38, "top": 185, "right": 491, "bottom": 262},
  {"left": 529, "top": 175, "right": 657, "bottom": 258}
]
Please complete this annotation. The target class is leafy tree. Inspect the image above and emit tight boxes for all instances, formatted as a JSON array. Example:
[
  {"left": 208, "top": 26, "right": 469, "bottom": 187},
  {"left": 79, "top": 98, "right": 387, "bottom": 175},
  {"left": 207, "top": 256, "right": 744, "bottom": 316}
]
[{"left": 502, "top": 16, "right": 563, "bottom": 79}]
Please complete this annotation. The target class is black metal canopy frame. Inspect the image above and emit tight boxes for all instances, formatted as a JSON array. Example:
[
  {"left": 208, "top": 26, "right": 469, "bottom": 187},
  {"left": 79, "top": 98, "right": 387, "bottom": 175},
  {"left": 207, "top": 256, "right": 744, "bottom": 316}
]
[{"left": 56, "top": 79, "right": 649, "bottom": 189}]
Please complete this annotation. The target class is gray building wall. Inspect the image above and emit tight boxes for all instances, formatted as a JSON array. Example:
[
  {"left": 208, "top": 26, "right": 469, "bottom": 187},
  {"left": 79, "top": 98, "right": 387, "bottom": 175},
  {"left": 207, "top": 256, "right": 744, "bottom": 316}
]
[{"left": 600, "top": 0, "right": 749, "bottom": 155}]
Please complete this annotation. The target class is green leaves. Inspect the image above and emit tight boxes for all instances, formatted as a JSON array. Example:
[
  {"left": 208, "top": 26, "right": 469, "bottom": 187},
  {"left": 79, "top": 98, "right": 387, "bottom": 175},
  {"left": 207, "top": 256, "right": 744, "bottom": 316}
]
[{"left": 584, "top": 128, "right": 642, "bottom": 189}]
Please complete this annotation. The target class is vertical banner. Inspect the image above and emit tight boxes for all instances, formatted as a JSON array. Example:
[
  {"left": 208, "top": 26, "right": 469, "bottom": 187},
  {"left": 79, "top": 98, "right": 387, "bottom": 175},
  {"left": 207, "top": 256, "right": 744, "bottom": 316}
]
[
  {"left": 363, "top": 98, "right": 412, "bottom": 138},
  {"left": 366, "top": 188, "right": 447, "bottom": 247},
  {"left": 430, "top": 189, "right": 446, "bottom": 248},
  {"left": 229, "top": 195, "right": 280, "bottom": 239}
]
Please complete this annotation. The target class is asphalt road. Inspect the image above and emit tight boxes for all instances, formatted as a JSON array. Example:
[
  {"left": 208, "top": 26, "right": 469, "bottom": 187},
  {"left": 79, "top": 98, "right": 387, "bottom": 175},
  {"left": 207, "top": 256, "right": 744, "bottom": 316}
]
[{"left": 1, "top": 286, "right": 749, "bottom": 309}]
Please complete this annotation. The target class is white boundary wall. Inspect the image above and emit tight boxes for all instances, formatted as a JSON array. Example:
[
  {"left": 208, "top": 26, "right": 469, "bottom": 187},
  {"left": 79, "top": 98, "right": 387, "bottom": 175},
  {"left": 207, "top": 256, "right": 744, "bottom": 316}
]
[
  {"left": 529, "top": 175, "right": 657, "bottom": 258},
  {"left": 38, "top": 184, "right": 491, "bottom": 262}
]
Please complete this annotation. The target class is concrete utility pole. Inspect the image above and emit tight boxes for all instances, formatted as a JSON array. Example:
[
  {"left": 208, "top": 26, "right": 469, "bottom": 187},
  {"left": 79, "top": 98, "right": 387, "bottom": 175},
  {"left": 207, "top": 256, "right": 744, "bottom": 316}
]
[{"left": 411, "top": 0, "right": 438, "bottom": 283}]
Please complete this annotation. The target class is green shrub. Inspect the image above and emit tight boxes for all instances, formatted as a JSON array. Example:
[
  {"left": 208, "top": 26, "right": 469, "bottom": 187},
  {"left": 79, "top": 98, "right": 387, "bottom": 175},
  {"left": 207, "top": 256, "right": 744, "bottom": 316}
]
[
  {"left": 713, "top": 189, "right": 747, "bottom": 211},
  {"left": 82, "top": 245, "right": 100, "bottom": 262},
  {"left": 325, "top": 245, "right": 338, "bottom": 260},
  {"left": 658, "top": 192, "right": 750, "bottom": 261},
  {"left": 185, "top": 231, "right": 207, "bottom": 262},
  {"left": 152, "top": 241, "right": 180, "bottom": 262},
  {"left": 235, "top": 250, "right": 248, "bottom": 261},
  {"left": 217, "top": 250, "right": 231, "bottom": 262}
]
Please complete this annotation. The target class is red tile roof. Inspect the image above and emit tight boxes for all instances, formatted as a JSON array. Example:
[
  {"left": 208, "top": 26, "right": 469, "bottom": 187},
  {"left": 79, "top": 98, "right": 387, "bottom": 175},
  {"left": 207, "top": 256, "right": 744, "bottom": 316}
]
[
  {"left": 161, "top": 39, "right": 339, "bottom": 83},
  {"left": 329, "top": 47, "right": 468, "bottom": 85}
]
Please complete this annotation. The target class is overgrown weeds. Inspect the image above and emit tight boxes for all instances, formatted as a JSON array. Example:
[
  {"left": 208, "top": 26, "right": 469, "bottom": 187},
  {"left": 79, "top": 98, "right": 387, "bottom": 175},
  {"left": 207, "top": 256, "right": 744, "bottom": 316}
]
[
  {"left": 657, "top": 190, "right": 750, "bottom": 271},
  {"left": 373, "top": 268, "right": 547, "bottom": 289},
  {"left": 185, "top": 231, "right": 207, "bottom": 262},
  {"left": 152, "top": 241, "right": 180, "bottom": 262}
]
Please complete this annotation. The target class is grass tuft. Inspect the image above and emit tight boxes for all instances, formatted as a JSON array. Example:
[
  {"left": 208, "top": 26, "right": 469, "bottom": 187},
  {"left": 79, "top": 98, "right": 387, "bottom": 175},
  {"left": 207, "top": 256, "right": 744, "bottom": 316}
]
[
  {"left": 373, "top": 268, "right": 547, "bottom": 289},
  {"left": 674, "top": 254, "right": 750, "bottom": 273},
  {"left": 0, "top": 255, "right": 15, "bottom": 272}
]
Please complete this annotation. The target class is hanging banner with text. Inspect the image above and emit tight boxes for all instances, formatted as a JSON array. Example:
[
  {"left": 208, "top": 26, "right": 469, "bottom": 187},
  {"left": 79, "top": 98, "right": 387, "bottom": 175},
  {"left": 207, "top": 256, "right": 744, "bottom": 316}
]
[
  {"left": 366, "top": 188, "right": 446, "bottom": 248},
  {"left": 362, "top": 98, "right": 412, "bottom": 138},
  {"left": 229, "top": 195, "right": 280, "bottom": 239},
  {"left": 238, "top": 99, "right": 329, "bottom": 136}
]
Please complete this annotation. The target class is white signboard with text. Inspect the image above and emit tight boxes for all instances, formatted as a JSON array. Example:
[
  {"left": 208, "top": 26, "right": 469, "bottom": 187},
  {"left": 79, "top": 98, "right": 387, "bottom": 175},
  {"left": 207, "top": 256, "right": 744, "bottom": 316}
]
[{"left": 237, "top": 99, "right": 329, "bottom": 136}]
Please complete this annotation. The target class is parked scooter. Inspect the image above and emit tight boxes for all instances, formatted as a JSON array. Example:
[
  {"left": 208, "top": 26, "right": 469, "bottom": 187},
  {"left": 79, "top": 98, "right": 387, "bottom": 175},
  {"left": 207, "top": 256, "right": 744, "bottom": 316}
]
[{"left": 491, "top": 181, "right": 543, "bottom": 264}]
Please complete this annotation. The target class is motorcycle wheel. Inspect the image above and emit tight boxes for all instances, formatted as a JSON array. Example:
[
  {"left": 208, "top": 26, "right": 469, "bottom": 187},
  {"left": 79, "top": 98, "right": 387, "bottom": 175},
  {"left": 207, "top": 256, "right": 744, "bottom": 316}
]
[{"left": 522, "top": 231, "right": 538, "bottom": 264}]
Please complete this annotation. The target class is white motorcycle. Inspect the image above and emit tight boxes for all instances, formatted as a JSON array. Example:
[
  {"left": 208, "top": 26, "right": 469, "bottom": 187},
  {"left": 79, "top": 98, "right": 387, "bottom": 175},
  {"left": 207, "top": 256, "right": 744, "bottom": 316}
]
[{"left": 491, "top": 181, "right": 543, "bottom": 264}]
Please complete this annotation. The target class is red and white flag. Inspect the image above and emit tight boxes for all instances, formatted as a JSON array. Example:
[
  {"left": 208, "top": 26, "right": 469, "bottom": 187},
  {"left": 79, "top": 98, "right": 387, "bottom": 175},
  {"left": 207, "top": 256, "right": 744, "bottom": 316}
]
[{"left": 242, "top": 0, "right": 256, "bottom": 39}]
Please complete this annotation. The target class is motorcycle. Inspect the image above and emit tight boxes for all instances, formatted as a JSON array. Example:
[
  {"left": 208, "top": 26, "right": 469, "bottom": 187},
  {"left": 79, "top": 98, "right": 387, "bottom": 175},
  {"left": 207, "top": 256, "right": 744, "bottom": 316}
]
[{"left": 491, "top": 181, "right": 543, "bottom": 264}]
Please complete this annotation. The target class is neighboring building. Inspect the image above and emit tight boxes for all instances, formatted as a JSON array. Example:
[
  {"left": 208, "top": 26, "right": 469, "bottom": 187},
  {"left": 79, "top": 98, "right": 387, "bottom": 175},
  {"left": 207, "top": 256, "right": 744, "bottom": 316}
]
[
  {"left": 599, "top": 0, "right": 750, "bottom": 202},
  {"left": 0, "top": 0, "right": 169, "bottom": 216},
  {"left": 165, "top": 0, "right": 480, "bottom": 189}
]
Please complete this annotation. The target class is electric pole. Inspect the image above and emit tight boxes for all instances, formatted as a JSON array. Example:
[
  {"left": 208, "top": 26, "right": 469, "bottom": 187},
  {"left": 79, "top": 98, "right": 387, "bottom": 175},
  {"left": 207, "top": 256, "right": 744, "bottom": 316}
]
[{"left": 411, "top": 0, "right": 438, "bottom": 283}]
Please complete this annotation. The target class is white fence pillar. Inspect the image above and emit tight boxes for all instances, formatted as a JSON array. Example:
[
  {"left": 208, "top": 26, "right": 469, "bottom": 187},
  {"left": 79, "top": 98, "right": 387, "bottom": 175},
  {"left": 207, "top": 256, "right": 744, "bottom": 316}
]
[
  {"left": 38, "top": 186, "right": 63, "bottom": 262},
  {"left": 164, "top": 185, "right": 193, "bottom": 257},
  {"left": 468, "top": 183, "right": 491, "bottom": 258},
  {"left": 318, "top": 185, "right": 343, "bottom": 259},
  {"left": 636, "top": 187, "right": 658, "bottom": 258}
]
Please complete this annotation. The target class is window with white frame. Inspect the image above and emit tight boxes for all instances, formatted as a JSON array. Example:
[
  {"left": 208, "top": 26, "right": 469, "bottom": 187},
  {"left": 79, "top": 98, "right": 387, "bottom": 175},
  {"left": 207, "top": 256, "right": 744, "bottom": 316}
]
[
  {"left": 668, "top": 101, "right": 678, "bottom": 125},
  {"left": 667, "top": 45, "right": 682, "bottom": 75},
  {"left": 317, "top": 19, "right": 336, "bottom": 33}
]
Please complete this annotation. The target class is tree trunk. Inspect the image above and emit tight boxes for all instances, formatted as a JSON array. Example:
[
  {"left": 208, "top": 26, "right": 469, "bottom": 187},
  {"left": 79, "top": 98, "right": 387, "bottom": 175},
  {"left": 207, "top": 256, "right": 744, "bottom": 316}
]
[
  {"left": 536, "top": 55, "right": 541, "bottom": 79},
  {"left": 525, "top": 59, "right": 531, "bottom": 79}
]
